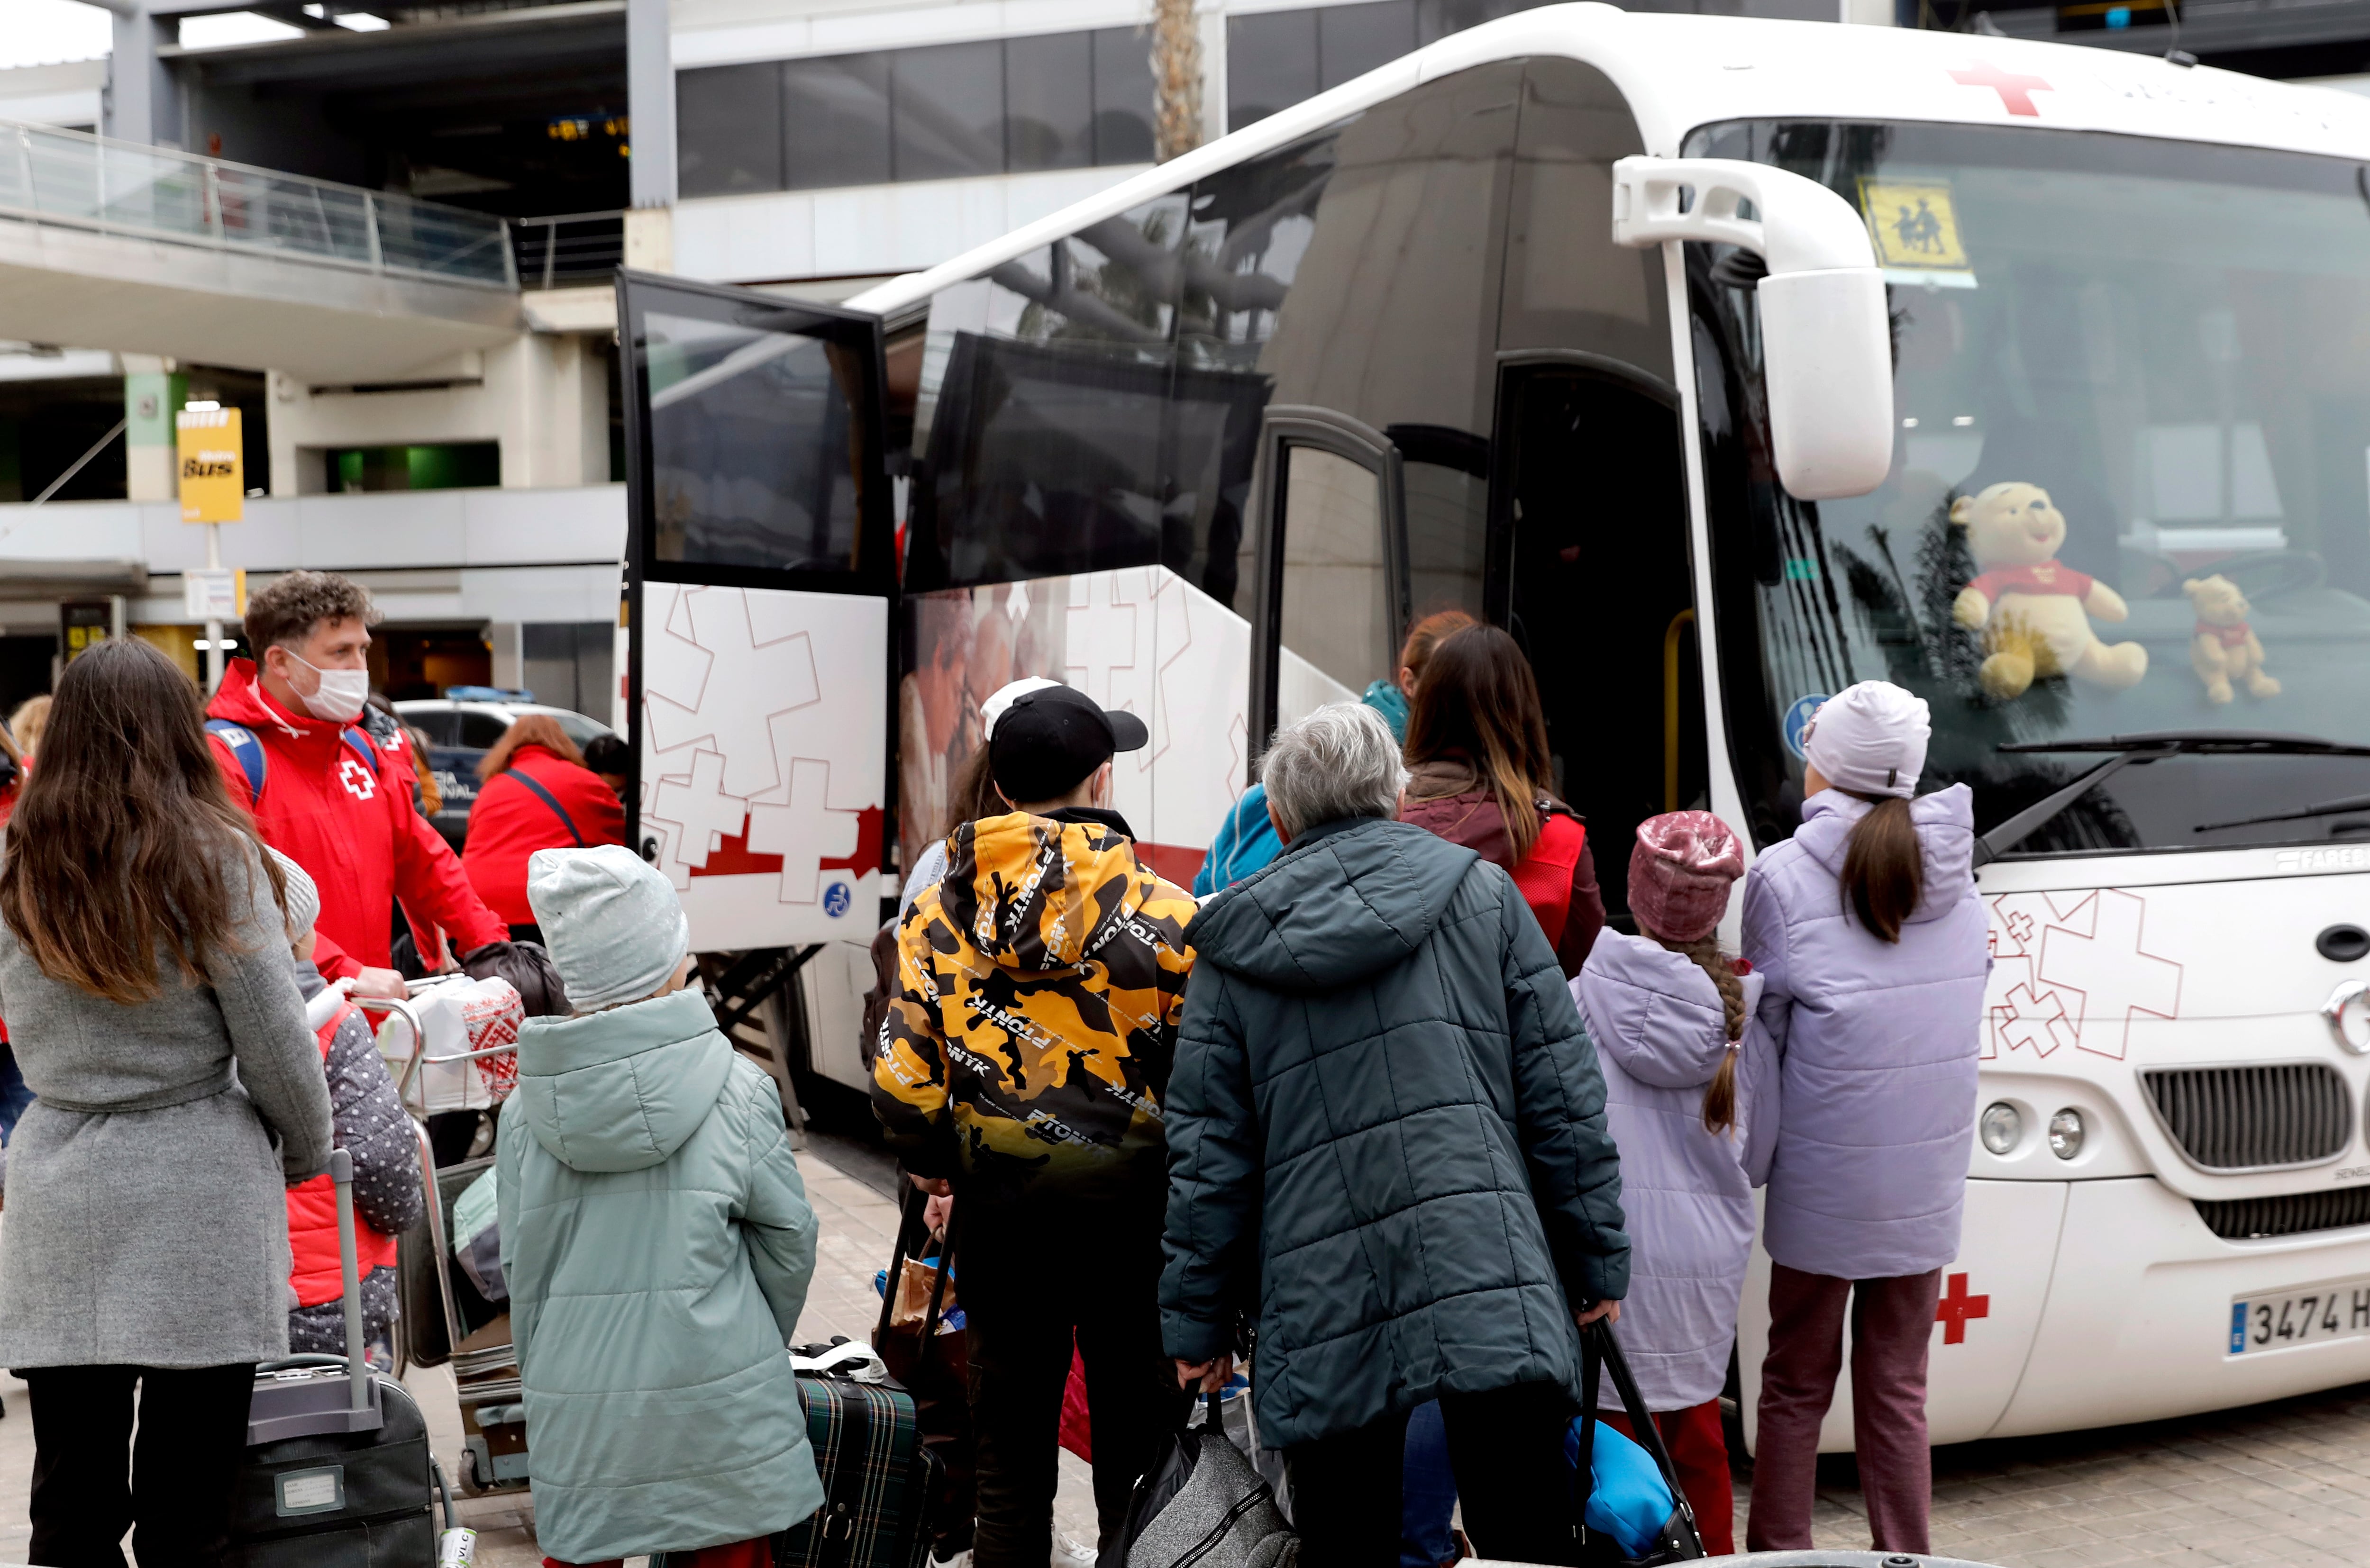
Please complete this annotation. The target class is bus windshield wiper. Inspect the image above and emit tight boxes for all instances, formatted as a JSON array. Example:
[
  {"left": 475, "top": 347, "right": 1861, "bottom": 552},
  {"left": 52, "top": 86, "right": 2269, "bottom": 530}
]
[
  {"left": 1978, "top": 732, "right": 2370, "bottom": 866},
  {"left": 2197, "top": 791, "right": 2370, "bottom": 834}
]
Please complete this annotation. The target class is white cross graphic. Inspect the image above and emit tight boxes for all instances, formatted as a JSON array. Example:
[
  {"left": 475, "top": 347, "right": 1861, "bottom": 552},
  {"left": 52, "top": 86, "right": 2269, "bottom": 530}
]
[
  {"left": 2038, "top": 890, "right": 2183, "bottom": 1060},
  {"left": 651, "top": 750, "right": 747, "bottom": 883},
  {"left": 1065, "top": 573, "right": 1141, "bottom": 710},
  {"left": 644, "top": 588, "right": 821, "bottom": 800},
  {"left": 643, "top": 588, "right": 716, "bottom": 734},
  {"left": 1994, "top": 982, "right": 2076, "bottom": 1057},
  {"left": 747, "top": 758, "right": 861, "bottom": 905}
]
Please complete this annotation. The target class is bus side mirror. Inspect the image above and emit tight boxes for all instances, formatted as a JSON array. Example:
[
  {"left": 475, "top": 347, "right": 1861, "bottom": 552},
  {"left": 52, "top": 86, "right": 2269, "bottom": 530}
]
[{"left": 1612, "top": 156, "right": 1894, "bottom": 501}]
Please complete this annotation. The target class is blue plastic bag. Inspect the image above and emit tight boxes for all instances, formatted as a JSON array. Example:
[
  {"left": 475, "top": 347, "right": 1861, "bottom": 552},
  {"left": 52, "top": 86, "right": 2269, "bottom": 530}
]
[{"left": 1563, "top": 1411, "right": 1678, "bottom": 1559}]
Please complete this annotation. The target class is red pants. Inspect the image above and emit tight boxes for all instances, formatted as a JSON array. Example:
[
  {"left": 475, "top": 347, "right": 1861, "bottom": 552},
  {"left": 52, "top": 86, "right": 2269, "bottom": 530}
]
[
  {"left": 1746, "top": 1263, "right": 1942, "bottom": 1554},
  {"left": 546, "top": 1539, "right": 771, "bottom": 1568},
  {"left": 1600, "top": 1399, "right": 1733, "bottom": 1556}
]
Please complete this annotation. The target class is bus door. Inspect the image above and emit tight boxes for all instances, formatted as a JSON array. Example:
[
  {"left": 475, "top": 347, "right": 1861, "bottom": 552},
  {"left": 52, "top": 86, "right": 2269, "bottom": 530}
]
[
  {"left": 616, "top": 269, "right": 896, "bottom": 958},
  {"left": 1247, "top": 406, "right": 1410, "bottom": 755},
  {"left": 1488, "top": 353, "right": 1700, "bottom": 928}
]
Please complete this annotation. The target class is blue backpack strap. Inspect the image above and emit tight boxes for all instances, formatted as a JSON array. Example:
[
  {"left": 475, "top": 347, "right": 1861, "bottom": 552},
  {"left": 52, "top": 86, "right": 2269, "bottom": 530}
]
[
  {"left": 204, "top": 720, "right": 267, "bottom": 803},
  {"left": 341, "top": 726, "right": 382, "bottom": 778},
  {"left": 507, "top": 768, "right": 584, "bottom": 847}
]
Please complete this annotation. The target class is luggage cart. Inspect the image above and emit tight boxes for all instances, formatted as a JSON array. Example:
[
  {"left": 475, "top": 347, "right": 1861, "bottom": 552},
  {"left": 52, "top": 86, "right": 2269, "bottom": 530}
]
[{"left": 365, "top": 990, "right": 532, "bottom": 1496}]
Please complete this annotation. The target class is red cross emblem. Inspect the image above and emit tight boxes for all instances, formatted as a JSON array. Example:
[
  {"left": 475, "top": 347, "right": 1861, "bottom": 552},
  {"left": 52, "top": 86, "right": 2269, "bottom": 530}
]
[
  {"left": 1936, "top": 1271, "right": 1991, "bottom": 1344},
  {"left": 1949, "top": 60, "right": 2052, "bottom": 117}
]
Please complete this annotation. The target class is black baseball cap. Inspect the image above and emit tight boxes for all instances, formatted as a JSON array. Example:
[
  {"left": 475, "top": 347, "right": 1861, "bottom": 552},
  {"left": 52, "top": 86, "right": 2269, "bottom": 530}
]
[{"left": 986, "top": 680, "right": 1149, "bottom": 804}]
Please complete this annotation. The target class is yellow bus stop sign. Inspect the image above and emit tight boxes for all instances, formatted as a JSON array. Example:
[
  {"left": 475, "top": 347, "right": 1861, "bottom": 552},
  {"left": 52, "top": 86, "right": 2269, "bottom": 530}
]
[{"left": 176, "top": 406, "right": 243, "bottom": 523}]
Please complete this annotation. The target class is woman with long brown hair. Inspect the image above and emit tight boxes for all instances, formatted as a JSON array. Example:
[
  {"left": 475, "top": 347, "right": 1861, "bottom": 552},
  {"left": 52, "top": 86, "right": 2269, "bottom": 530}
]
[
  {"left": 1401, "top": 624, "right": 1604, "bottom": 975},
  {"left": 0, "top": 637, "right": 333, "bottom": 1565},
  {"left": 461, "top": 712, "right": 627, "bottom": 941}
]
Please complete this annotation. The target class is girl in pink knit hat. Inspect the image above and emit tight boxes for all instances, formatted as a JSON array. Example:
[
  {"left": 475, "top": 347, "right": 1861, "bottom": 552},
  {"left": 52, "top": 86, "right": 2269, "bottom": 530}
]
[{"left": 1568, "top": 811, "right": 1775, "bottom": 1553}]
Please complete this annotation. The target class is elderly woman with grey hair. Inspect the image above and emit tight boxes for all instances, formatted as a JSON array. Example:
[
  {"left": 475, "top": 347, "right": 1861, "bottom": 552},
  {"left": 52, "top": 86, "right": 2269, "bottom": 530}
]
[{"left": 1160, "top": 702, "right": 1630, "bottom": 1568}]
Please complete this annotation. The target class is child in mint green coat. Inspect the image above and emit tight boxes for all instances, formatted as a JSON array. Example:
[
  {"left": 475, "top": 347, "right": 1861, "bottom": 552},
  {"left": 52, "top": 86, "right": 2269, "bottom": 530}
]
[{"left": 497, "top": 844, "right": 822, "bottom": 1568}]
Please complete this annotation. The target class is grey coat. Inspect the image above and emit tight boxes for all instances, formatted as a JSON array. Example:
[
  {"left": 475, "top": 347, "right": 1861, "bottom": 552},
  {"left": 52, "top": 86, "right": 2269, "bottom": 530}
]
[{"left": 0, "top": 842, "right": 335, "bottom": 1369}]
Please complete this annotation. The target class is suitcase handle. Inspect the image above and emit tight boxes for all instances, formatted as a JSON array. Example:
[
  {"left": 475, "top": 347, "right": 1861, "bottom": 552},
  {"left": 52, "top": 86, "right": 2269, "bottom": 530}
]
[{"left": 329, "top": 1148, "right": 379, "bottom": 1426}]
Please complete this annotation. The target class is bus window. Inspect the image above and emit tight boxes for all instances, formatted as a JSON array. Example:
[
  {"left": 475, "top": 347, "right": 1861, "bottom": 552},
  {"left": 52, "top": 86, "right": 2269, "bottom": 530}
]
[
  {"left": 907, "top": 196, "right": 1188, "bottom": 592},
  {"left": 1388, "top": 423, "right": 1491, "bottom": 624},
  {"left": 1279, "top": 444, "right": 1394, "bottom": 723},
  {"left": 643, "top": 309, "right": 871, "bottom": 574},
  {"left": 1256, "top": 411, "right": 1407, "bottom": 740}
]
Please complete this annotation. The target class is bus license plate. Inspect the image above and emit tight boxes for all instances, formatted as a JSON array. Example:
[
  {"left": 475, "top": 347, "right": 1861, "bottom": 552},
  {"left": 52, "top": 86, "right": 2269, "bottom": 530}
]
[{"left": 2229, "top": 1281, "right": 2370, "bottom": 1353}]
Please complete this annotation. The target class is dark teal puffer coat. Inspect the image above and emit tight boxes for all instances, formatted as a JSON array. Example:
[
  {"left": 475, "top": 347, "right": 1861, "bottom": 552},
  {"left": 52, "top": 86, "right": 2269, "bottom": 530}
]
[{"left": 1159, "top": 815, "right": 1630, "bottom": 1449}]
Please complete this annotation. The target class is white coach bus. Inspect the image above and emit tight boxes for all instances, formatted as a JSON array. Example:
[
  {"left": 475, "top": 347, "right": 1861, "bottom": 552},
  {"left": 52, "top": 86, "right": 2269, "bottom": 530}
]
[{"left": 616, "top": 0, "right": 2370, "bottom": 1448}]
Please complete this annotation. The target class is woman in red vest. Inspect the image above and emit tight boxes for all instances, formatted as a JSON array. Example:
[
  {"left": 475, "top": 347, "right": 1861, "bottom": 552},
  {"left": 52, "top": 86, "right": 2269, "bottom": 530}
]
[
  {"left": 273, "top": 849, "right": 424, "bottom": 1356},
  {"left": 1400, "top": 625, "right": 1604, "bottom": 977},
  {"left": 462, "top": 715, "right": 626, "bottom": 943}
]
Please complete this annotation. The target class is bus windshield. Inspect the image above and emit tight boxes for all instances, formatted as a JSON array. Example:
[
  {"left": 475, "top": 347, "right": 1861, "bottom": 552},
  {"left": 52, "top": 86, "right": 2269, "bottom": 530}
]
[{"left": 1688, "top": 119, "right": 2370, "bottom": 857}]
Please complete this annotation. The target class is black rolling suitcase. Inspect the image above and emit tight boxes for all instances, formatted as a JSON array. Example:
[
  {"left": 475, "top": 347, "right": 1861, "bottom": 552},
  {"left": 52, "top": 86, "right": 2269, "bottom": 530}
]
[{"left": 226, "top": 1148, "right": 447, "bottom": 1568}]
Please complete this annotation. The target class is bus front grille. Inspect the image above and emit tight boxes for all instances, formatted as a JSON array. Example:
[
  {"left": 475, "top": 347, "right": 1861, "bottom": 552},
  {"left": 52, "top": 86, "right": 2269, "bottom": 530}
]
[
  {"left": 2195, "top": 1187, "right": 2370, "bottom": 1240},
  {"left": 2140, "top": 1063, "right": 2352, "bottom": 1172}
]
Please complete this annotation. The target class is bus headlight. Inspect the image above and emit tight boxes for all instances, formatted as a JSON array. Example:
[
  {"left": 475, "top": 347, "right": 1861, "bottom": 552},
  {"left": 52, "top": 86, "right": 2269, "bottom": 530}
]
[
  {"left": 1980, "top": 1102, "right": 2022, "bottom": 1156},
  {"left": 2048, "top": 1108, "right": 2086, "bottom": 1160}
]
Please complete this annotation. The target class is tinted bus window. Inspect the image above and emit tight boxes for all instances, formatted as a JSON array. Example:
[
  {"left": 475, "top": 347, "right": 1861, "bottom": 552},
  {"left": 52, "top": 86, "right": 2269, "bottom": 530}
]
[
  {"left": 643, "top": 310, "right": 868, "bottom": 573},
  {"left": 1277, "top": 443, "right": 1394, "bottom": 718}
]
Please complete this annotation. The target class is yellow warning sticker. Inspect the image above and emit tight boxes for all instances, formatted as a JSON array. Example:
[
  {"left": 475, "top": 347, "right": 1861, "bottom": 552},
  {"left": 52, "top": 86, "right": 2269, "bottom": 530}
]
[{"left": 1860, "top": 181, "right": 1971, "bottom": 272}]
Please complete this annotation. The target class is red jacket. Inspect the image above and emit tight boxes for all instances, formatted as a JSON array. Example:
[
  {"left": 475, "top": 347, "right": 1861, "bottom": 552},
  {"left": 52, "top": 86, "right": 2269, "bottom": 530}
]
[
  {"left": 208, "top": 660, "right": 507, "bottom": 980},
  {"left": 285, "top": 998, "right": 400, "bottom": 1308},
  {"left": 462, "top": 745, "right": 628, "bottom": 926},
  {"left": 1401, "top": 757, "right": 1605, "bottom": 979}
]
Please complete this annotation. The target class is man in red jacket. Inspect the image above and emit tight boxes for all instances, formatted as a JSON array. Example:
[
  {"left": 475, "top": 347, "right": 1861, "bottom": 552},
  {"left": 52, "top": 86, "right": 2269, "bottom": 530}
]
[{"left": 208, "top": 571, "right": 508, "bottom": 998}]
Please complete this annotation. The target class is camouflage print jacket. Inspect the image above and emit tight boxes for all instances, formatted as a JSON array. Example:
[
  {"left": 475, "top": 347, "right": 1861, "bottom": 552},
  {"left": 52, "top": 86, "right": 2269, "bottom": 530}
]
[{"left": 874, "top": 808, "right": 1196, "bottom": 1207}]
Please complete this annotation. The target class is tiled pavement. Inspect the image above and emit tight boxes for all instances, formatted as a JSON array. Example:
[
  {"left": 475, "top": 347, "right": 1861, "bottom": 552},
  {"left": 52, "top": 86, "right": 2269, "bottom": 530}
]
[{"left": 2, "top": 1151, "right": 2369, "bottom": 1564}]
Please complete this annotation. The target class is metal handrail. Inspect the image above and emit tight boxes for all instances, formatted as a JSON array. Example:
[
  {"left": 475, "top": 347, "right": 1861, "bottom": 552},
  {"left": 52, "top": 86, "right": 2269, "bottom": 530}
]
[{"left": 0, "top": 118, "right": 517, "bottom": 290}]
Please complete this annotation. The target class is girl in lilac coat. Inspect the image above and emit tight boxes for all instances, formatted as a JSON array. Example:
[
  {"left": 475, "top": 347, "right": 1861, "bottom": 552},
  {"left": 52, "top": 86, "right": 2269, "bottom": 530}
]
[
  {"left": 1740, "top": 681, "right": 1989, "bottom": 1556},
  {"left": 1570, "top": 811, "right": 1774, "bottom": 1555}
]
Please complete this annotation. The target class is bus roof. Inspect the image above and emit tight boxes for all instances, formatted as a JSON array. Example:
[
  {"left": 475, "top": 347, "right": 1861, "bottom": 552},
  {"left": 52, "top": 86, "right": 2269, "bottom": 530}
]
[{"left": 848, "top": 0, "right": 2370, "bottom": 321}]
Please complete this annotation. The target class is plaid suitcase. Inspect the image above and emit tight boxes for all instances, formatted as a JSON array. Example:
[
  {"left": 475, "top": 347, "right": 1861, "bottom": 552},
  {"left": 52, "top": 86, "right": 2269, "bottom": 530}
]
[{"left": 766, "top": 1374, "right": 942, "bottom": 1568}]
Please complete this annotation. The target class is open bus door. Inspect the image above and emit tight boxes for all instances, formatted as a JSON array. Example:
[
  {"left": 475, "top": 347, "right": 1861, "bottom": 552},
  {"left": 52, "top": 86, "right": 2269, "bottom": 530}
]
[{"left": 615, "top": 270, "right": 896, "bottom": 971}]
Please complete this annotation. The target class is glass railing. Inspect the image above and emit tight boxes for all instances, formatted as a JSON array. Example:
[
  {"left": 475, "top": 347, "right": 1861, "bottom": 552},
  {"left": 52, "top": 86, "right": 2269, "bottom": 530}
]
[{"left": 0, "top": 119, "right": 517, "bottom": 290}]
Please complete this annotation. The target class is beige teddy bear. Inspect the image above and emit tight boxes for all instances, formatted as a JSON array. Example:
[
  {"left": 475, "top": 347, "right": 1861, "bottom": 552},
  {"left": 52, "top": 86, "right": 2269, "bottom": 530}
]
[
  {"left": 2183, "top": 573, "right": 2279, "bottom": 704},
  {"left": 1950, "top": 482, "right": 2149, "bottom": 701}
]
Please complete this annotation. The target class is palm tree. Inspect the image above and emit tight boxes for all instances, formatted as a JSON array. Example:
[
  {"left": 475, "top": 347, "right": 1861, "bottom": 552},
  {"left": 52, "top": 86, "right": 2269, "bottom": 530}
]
[{"left": 1152, "top": 0, "right": 1203, "bottom": 163}]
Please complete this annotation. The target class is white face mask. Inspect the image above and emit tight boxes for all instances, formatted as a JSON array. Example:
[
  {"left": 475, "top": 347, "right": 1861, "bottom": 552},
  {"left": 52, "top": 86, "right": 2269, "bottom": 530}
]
[{"left": 284, "top": 650, "right": 371, "bottom": 724}]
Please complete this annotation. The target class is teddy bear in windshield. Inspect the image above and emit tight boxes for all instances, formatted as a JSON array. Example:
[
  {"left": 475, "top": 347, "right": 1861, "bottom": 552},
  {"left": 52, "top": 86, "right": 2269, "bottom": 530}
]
[{"left": 1951, "top": 481, "right": 2150, "bottom": 701}]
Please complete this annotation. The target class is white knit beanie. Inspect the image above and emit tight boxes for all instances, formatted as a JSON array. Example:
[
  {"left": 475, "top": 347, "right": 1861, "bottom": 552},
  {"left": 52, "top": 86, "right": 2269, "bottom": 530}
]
[
  {"left": 525, "top": 844, "right": 691, "bottom": 1011},
  {"left": 1802, "top": 681, "right": 1929, "bottom": 800},
  {"left": 268, "top": 847, "right": 320, "bottom": 942}
]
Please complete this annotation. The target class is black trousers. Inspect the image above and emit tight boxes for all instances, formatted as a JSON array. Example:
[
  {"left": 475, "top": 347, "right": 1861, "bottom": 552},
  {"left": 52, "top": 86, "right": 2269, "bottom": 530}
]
[
  {"left": 22, "top": 1362, "right": 258, "bottom": 1568},
  {"left": 1287, "top": 1382, "right": 1579, "bottom": 1568},
  {"left": 961, "top": 1216, "right": 1184, "bottom": 1568}
]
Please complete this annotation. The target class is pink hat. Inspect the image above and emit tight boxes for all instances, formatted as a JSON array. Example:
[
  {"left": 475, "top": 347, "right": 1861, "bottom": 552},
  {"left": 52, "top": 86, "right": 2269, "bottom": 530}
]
[{"left": 1628, "top": 812, "right": 1744, "bottom": 943}]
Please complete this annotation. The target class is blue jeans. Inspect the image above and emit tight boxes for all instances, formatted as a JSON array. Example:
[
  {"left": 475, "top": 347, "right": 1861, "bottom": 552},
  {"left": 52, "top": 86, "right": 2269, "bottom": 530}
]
[
  {"left": 1400, "top": 1400, "right": 1458, "bottom": 1568},
  {"left": 0, "top": 1043, "right": 35, "bottom": 1144}
]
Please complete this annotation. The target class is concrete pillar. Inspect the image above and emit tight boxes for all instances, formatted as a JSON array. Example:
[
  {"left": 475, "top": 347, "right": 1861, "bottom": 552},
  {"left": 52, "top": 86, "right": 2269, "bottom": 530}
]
[
  {"left": 626, "top": 0, "right": 675, "bottom": 211},
  {"left": 122, "top": 354, "right": 185, "bottom": 503},
  {"left": 103, "top": 7, "right": 183, "bottom": 148},
  {"left": 487, "top": 622, "right": 524, "bottom": 691}
]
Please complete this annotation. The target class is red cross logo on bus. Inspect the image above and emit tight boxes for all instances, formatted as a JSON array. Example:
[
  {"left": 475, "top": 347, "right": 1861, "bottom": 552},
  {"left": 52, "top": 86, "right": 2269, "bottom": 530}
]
[
  {"left": 1949, "top": 60, "right": 2052, "bottom": 116},
  {"left": 1936, "top": 1272, "right": 1991, "bottom": 1344}
]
